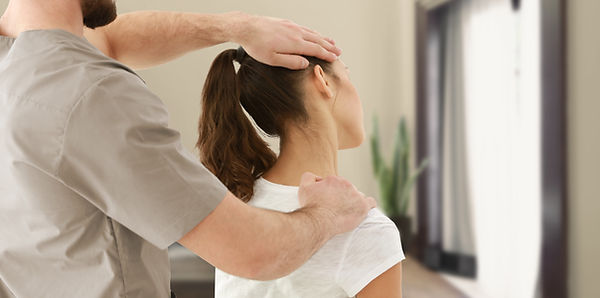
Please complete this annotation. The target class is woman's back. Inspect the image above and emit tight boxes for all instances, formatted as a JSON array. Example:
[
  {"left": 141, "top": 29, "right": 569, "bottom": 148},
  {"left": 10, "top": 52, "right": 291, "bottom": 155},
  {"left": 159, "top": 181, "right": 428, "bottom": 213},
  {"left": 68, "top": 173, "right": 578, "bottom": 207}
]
[{"left": 215, "top": 178, "right": 405, "bottom": 298}]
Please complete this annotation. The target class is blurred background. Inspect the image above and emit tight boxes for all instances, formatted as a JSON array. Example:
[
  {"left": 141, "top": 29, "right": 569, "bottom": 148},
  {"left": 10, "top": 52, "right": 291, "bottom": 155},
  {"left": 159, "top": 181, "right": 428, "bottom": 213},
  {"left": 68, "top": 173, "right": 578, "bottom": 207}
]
[{"left": 2, "top": 0, "right": 597, "bottom": 297}]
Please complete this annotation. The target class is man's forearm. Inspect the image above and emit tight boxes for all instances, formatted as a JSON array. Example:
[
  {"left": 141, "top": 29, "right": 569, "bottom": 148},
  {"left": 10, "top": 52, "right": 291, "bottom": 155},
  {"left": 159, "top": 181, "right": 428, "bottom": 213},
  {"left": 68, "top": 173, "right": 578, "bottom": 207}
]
[
  {"left": 88, "top": 10, "right": 342, "bottom": 71},
  {"left": 96, "top": 11, "right": 245, "bottom": 69},
  {"left": 251, "top": 206, "right": 334, "bottom": 280},
  {"left": 179, "top": 193, "right": 335, "bottom": 281}
]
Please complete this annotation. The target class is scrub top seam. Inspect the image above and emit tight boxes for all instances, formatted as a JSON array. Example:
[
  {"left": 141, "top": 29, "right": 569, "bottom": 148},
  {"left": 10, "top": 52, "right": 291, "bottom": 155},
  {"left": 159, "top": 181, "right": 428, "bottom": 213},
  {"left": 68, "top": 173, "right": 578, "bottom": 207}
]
[
  {"left": 109, "top": 217, "right": 129, "bottom": 298},
  {"left": 53, "top": 72, "right": 117, "bottom": 175}
]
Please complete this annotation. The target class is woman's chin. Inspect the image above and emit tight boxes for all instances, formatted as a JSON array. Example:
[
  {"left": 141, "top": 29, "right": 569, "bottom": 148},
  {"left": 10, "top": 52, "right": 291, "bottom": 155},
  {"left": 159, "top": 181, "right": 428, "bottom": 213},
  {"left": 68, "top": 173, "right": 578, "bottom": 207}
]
[{"left": 338, "top": 137, "right": 364, "bottom": 150}]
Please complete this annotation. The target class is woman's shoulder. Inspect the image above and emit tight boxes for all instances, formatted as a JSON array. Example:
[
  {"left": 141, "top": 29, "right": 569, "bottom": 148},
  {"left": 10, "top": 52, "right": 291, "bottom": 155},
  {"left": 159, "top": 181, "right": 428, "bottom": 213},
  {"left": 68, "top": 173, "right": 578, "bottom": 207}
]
[
  {"left": 336, "top": 208, "right": 405, "bottom": 296},
  {"left": 345, "top": 207, "right": 404, "bottom": 256},
  {"left": 339, "top": 207, "right": 403, "bottom": 254},
  {"left": 357, "top": 208, "right": 399, "bottom": 230},
  {"left": 247, "top": 178, "right": 301, "bottom": 212}
]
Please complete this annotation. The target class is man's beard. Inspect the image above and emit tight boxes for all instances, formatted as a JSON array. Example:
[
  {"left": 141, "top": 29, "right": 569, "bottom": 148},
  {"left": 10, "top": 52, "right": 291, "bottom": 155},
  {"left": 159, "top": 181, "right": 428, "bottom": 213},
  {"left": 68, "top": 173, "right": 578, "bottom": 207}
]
[{"left": 81, "top": 0, "right": 117, "bottom": 29}]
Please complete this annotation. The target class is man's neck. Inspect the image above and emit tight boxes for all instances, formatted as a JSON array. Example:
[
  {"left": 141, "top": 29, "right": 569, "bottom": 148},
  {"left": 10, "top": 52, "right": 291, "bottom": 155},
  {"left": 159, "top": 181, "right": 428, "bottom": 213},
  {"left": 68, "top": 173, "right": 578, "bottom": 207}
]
[{"left": 0, "top": 0, "right": 84, "bottom": 38}]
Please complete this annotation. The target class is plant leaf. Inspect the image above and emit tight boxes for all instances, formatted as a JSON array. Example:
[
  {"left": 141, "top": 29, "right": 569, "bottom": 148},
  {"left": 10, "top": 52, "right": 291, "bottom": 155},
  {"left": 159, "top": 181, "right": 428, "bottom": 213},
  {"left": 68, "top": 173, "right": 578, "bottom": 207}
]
[
  {"left": 390, "top": 121, "right": 403, "bottom": 215},
  {"left": 399, "top": 158, "right": 430, "bottom": 214},
  {"left": 370, "top": 115, "right": 383, "bottom": 177}
]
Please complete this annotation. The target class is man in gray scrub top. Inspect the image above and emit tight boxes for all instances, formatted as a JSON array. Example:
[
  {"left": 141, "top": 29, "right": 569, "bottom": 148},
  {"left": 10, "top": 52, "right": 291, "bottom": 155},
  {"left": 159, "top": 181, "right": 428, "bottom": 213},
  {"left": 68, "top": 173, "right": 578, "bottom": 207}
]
[{"left": 0, "top": 0, "right": 377, "bottom": 297}]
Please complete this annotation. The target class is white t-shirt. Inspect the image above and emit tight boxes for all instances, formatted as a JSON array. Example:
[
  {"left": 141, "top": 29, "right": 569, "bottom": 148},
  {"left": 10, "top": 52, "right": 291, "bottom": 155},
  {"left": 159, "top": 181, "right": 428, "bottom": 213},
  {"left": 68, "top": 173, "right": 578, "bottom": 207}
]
[{"left": 215, "top": 178, "right": 405, "bottom": 298}]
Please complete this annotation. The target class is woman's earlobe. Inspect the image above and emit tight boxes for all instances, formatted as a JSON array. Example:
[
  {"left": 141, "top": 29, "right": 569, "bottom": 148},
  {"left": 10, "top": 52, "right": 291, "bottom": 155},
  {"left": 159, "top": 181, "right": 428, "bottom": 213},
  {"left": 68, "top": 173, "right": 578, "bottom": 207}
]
[{"left": 312, "top": 65, "right": 334, "bottom": 99}]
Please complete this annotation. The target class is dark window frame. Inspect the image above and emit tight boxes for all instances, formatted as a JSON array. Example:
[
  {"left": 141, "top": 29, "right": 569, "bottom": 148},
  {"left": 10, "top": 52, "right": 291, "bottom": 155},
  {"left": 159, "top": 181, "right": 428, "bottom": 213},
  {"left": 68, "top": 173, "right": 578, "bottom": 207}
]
[{"left": 414, "top": 0, "right": 568, "bottom": 297}]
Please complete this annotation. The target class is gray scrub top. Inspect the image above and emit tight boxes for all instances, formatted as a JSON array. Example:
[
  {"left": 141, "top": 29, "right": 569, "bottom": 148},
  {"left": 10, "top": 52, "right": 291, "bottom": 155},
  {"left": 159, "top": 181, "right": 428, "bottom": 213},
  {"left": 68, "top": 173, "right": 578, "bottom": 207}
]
[{"left": 0, "top": 29, "right": 228, "bottom": 297}]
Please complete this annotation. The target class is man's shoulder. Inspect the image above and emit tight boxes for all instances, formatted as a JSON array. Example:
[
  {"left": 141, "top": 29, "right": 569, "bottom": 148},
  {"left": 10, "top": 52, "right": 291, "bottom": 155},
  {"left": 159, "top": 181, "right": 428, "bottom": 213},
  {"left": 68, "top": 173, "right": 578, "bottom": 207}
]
[{"left": 0, "top": 29, "right": 144, "bottom": 109}]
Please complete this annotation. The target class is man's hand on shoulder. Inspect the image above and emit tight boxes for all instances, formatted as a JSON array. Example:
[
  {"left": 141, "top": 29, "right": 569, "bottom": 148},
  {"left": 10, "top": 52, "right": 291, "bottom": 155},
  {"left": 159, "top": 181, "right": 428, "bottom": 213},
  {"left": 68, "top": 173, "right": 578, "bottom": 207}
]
[{"left": 297, "top": 172, "right": 376, "bottom": 237}]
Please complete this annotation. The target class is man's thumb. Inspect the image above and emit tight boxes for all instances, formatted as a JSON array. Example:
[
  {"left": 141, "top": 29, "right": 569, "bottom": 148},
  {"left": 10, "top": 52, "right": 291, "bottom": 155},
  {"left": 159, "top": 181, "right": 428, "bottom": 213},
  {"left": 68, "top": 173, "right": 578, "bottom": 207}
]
[{"left": 300, "top": 172, "right": 320, "bottom": 187}]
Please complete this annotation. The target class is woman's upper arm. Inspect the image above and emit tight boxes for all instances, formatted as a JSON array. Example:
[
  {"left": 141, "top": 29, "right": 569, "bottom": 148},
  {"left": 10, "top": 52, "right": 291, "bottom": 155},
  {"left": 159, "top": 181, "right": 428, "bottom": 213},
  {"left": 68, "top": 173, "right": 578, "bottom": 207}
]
[{"left": 356, "top": 262, "right": 403, "bottom": 298}]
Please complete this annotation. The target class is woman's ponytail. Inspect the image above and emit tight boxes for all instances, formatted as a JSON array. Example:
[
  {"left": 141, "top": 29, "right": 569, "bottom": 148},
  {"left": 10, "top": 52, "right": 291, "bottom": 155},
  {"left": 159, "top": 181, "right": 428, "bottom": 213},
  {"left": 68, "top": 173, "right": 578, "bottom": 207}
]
[{"left": 197, "top": 49, "right": 277, "bottom": 202}]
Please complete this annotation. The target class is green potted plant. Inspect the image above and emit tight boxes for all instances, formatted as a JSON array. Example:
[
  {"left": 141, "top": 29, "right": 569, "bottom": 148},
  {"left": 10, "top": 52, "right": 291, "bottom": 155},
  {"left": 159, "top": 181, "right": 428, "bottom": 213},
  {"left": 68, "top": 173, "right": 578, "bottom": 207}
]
[{"left": 370, "top": 115, "right": 429, "bottom": 253}]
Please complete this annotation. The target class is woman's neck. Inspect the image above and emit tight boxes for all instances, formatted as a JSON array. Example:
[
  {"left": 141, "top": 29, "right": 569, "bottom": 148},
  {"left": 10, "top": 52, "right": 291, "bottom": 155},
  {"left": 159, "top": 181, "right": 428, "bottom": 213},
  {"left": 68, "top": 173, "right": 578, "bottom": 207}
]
[{"left": 263, "top": 125, "right": 339, "bottom": 187}]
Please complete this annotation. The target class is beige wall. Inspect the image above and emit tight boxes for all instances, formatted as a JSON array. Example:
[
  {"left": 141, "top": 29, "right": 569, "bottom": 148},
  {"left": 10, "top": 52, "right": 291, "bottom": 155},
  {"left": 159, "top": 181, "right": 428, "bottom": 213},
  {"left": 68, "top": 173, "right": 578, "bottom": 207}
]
[
  {"left": 567, "top": 0, "right": 600, "bottom": 297},
  {"left": 0, "top": 0, "right": 418, "bottom": 211},
  {"left": 0, "top": 0, "right": 417, "bottom": 211},
  {"left": 113, "top": 0, "right": 418, "bottom": 209}
]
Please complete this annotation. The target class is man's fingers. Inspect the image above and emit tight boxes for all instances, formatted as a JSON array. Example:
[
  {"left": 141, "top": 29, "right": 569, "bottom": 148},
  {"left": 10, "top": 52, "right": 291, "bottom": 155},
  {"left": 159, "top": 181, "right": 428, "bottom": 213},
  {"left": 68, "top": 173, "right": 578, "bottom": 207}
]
[
  {"left": 300, "top": 26, "right": 338, "bottom": 49},
  {"left": 300, "top": 25, "right": 319, "bottom": 35},
  {"left": 301, "top": 33, "right": 341, "bottom": 60},
  {"left": 296, "top": 41, "right": 337, "bottom": 63},
  {"left": 270, "top": 53, "right": 310, "bottom": 70},
  {"left": 304, "top": 32, "right": 342, "bottom": 56},
  {"left": 325, "top": 37, "right": 337, "bottom": 46},
  {"left": 300, "top": 172, "right": 320, "bottom": 187}
]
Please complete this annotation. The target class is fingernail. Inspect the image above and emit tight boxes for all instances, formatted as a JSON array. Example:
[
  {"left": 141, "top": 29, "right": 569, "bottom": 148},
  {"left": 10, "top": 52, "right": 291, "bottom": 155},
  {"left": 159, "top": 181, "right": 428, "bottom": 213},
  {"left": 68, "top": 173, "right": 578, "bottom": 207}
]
[{"left": 303, "top": 59, "right": 309, "bottom": 68}]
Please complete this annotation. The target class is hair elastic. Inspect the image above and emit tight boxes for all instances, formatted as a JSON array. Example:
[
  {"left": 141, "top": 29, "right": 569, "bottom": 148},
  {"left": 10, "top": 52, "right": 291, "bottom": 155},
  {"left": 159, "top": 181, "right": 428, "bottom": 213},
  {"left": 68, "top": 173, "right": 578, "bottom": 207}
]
[{"left": 236, "top": 46, "right": 247, "bottom": 62}]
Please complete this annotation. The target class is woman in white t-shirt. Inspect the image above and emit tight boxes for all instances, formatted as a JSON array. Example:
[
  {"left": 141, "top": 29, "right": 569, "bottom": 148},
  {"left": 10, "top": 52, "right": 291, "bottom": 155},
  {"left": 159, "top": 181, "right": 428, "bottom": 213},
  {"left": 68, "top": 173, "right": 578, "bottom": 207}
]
[{"left": 196, "top": 46, "right": 405, "bottom": 298}]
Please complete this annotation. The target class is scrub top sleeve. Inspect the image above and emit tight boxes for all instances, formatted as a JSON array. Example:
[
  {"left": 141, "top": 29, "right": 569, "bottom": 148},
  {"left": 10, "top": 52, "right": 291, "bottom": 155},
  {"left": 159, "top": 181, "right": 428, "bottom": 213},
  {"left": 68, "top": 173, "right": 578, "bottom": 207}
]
[{"left": 56, "top": 72, "right": 228, "bottom": 250}]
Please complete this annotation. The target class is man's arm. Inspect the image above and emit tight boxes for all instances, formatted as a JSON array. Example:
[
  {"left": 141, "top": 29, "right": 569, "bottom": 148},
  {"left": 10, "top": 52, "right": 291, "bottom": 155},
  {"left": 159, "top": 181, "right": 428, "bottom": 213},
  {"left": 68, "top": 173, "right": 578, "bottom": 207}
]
[
  {"left": 179, "top": 173, "right": 376, "bottom": 281},
  {"left": 84, "top": 11, "right": 342, "bottom": 70},
  {"left": 356, "top": 263, "right": 403, "bottom": 298}
]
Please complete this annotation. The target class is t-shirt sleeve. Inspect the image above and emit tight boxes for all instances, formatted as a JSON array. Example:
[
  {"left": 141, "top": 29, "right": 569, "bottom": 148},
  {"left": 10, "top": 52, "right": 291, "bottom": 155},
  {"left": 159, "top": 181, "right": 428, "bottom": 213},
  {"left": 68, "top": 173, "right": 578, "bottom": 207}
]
[
  {"left": 56, "top": 71, "right": 228, "bottom": 250},
  {"left": 335, "top": 208, "right": 406, "bottom": 297}
]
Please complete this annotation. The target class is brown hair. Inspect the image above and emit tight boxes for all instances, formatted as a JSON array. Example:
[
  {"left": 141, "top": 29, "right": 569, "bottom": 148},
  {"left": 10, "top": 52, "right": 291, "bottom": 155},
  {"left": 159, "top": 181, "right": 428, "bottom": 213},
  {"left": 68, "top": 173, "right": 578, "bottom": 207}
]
[{"left": 197, "top": 48, "right": 334, "bottom": 202}]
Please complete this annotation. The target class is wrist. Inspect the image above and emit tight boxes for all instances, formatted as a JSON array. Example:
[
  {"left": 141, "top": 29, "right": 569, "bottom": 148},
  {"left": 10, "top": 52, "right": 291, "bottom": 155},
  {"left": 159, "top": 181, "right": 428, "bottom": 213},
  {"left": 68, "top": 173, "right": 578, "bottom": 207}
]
[
  {"left": 295, "top": 205, "right": 337, "bottom": 245},
  {"left": 220, "top": 11, "right": 251, "bottom": 44}
]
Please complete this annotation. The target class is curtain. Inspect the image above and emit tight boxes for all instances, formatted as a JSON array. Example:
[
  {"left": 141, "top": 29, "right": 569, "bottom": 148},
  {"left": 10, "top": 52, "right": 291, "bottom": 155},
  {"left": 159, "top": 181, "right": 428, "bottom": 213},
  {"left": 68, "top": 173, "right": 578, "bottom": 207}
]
[
  {"left": 441, "top": 0, "right": 476, "bottom": 259},
  {"left": 441, "top": 0, "right": 541, "bottom": 297}
]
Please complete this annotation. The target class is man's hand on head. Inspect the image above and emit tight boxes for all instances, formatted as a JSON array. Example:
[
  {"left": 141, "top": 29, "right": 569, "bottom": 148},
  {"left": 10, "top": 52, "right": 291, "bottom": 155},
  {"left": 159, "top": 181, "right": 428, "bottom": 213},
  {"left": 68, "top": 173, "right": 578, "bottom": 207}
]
[
  {"left": 82, "top": 11, "right": 341, "bottom": 70},
  {"left": 297, "top": 172, "right": 376, "bottom": 237},
  {"left": 229, "top": 12, "right": 342, "bottom": 70}
]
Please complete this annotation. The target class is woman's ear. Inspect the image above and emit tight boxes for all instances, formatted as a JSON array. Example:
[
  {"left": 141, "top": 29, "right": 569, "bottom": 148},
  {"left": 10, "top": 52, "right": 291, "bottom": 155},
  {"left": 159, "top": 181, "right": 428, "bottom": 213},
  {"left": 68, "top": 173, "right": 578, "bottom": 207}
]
[{"left": 312, "top": 65, "right": 334, "bottom": 99}]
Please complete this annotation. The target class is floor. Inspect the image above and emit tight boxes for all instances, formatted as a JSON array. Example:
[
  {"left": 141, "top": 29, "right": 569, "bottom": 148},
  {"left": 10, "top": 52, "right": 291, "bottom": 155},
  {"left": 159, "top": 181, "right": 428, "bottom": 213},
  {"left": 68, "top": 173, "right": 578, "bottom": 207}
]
[
  {"left": 402, "top": 257, "right": 467, "bottom": 298},
  {"left": 170, "top": 244, "right": 467, "bottom": 298},
  {"left": 441, "top": 273, "right": 490, "bottom": 298}
]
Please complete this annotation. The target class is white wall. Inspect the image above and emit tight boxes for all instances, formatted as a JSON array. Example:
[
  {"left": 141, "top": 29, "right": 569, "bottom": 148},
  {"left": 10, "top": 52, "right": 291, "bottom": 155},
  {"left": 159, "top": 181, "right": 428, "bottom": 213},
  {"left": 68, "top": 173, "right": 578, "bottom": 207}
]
[{"left": 567, "top": 0, "right": 600, "bottom": 297}]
